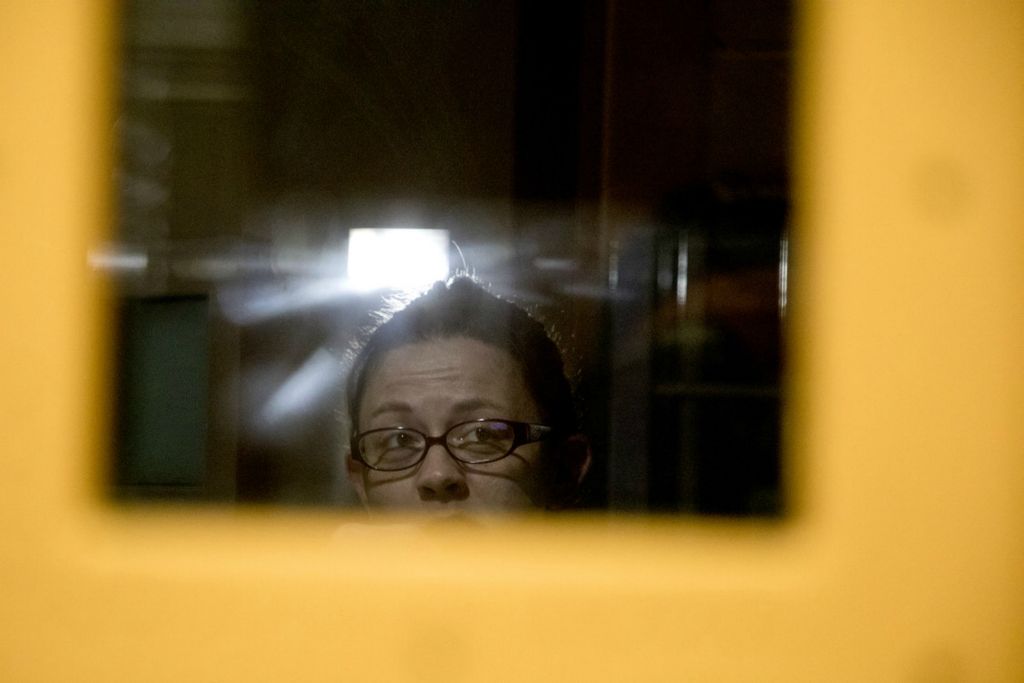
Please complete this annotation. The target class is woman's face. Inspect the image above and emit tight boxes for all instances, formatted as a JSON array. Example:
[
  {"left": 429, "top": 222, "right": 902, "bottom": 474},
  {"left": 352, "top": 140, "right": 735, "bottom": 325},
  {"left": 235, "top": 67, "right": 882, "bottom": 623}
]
[{"left": 348, "top": 336, "right": 551, "bottom": 515}]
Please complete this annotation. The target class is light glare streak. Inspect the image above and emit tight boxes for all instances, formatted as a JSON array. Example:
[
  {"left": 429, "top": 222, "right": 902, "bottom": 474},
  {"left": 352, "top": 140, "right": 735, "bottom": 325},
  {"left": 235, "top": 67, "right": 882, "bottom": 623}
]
[{"left": 348, "top": 228, "right": 449, "bottom": 292}]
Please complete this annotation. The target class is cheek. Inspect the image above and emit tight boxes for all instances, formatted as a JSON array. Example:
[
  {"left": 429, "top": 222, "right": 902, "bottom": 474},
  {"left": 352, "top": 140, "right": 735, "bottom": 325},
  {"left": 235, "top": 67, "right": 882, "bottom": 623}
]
[
  {"left": 362, "top": 470, "right": 418, "bottom": 503},
  {"left": 463, "top": 473, "right": 537, "bottom": 508},
  {"left": 358, "top": 446, "right": 550, "bottom": 509},
  {"left": 469, "top": 449, "right": 549, "bottom": 503}
]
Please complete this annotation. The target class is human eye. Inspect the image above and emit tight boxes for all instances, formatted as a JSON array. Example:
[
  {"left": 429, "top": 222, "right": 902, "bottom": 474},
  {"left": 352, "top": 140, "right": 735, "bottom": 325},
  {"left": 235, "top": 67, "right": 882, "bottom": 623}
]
[
  {"left": 383, "top": 430, "right": 417, "bottom": 449},
  {"left": 449, "top": 421, "right": 514, "bottom": 456},
  {"left": 362, "top": 429, "right": 421, "bottom": 467}
]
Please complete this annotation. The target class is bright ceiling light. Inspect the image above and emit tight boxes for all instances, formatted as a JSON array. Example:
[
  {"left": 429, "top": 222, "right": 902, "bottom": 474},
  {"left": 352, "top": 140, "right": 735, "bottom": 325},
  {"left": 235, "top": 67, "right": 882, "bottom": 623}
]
[{"left": 347, "top": 228, "right": 450, "bottom": 291}]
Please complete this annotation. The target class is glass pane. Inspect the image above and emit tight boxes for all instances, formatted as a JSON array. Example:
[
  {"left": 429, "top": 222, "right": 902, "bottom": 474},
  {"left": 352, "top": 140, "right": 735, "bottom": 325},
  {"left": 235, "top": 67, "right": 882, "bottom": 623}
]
[{"left": 105, "top": 0, "right": 791, "bottom": 515}]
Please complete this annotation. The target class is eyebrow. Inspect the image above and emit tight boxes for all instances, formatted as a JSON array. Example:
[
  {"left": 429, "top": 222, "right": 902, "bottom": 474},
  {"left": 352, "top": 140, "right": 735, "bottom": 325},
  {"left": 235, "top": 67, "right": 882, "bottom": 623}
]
[
  {"left": 448, "top": 398, "right": 508, "bottom": 414},
  {"left": 368, "top": 401, "right": 414, "bottom": 420},
  {"left": 367, "top": 398, "right": 509, "bottom": 421}
]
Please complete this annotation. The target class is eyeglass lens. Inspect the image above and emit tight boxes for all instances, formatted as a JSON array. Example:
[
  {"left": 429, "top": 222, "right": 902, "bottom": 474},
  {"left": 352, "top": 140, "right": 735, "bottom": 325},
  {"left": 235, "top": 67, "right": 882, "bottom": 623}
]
[{"left": 358, "top": 420, "right": 519, "bottom": 470}]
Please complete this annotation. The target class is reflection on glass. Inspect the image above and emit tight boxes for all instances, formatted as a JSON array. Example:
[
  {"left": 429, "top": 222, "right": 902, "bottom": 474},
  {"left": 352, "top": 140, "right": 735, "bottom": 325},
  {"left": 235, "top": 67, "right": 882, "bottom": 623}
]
[
  {"left": 105, "top": 0, "right": 791, "bottom": 515},
  {"left": 347, "top": 228, "right": 450, "bottom": 292},
  {"left": 343, "top": 279, "right": 589, "bottom": 514}
]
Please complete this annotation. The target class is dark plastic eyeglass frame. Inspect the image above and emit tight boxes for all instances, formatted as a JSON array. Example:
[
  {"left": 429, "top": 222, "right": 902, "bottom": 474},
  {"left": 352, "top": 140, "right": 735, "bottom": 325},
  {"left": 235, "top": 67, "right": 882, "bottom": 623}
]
[{"left": 350, "top": 419, "right": 554, "bottom": 472}]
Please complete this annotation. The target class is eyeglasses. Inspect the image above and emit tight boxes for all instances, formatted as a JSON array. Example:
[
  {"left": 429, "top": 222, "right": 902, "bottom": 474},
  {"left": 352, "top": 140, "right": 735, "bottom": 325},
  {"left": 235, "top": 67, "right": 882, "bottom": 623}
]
[{"left": 351, "top": 419, "right": 554, "bottom": 472}]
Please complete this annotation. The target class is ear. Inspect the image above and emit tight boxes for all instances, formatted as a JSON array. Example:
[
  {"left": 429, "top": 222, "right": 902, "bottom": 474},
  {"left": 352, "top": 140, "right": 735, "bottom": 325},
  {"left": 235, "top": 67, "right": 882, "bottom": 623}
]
[
  {"left": 345, "top": 449, "right": 370, "bottom": 508},
  {"left": 564, "top": 434, "right": 591, "bottom": 488},
  {"left": 548, "top": 434, "right": 592, "bottom": 509}
]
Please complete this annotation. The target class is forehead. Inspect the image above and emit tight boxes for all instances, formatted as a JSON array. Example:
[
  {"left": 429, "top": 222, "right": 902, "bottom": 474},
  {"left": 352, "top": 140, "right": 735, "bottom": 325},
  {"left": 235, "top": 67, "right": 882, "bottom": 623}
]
[{"left": 358, "top": 336, "right": 537, "bottom": 423}]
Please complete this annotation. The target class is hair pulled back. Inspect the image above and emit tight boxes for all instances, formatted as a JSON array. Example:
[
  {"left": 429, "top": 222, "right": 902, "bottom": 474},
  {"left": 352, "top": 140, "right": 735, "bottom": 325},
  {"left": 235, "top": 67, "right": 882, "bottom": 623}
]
[{"left": 345, "top": 277, "right": 577, "bottom": 437}]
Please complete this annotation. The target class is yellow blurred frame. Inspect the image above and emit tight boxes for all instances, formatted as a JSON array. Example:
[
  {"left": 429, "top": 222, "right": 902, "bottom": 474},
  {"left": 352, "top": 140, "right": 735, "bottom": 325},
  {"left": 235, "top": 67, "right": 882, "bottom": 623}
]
[{"left": 2, "top": 1, "right": 1023, "bottom": 680}]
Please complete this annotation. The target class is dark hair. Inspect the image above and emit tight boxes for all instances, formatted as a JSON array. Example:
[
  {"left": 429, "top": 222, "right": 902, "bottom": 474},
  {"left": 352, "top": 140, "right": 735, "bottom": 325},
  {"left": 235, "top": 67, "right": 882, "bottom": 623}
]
[{"left": 345, "top": 277, "right": 578, "bottom": 436}]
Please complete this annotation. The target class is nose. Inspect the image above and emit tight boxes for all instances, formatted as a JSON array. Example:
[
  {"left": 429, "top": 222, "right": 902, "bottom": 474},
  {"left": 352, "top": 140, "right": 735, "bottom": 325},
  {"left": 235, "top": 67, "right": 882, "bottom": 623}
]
[{"left": 414, "top": 443, "right": 469, "bottom": 502}]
